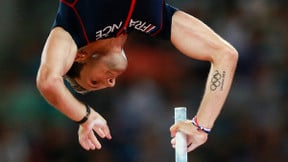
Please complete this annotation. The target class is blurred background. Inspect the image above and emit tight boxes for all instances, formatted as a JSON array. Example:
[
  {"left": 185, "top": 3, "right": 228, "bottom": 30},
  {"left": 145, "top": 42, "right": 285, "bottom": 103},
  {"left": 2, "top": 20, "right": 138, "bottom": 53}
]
[{"left": 0, "top": 0, "right": 287, "bottom": 161}]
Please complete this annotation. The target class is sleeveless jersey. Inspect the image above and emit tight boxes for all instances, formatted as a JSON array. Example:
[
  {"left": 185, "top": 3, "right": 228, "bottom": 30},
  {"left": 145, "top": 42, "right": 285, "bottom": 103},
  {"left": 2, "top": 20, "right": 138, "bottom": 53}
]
[{"left": 52, "top": 0, "right": 177, "bottom": 47}]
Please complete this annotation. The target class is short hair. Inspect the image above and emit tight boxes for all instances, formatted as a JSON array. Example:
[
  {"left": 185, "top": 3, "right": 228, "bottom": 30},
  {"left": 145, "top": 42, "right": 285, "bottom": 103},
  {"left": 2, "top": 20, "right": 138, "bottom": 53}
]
[
  {"left": 64, "top": 62, "right": 90, "bottom": 94},
  {"left": 66, "top": 62, "right": 84, "bottom": 79}
]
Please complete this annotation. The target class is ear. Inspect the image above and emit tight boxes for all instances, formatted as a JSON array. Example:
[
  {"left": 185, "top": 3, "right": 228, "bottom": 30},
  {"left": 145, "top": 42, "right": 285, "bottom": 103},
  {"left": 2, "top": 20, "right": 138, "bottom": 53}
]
[{"left": 74, "top": 50, "right": 90, "bottom": 62}]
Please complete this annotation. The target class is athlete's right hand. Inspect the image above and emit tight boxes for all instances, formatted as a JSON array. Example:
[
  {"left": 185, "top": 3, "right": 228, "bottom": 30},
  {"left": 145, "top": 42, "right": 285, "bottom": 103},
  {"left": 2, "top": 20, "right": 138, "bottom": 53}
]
[{"left": 78, "top": 109, "right": 112, "bottom": 150}]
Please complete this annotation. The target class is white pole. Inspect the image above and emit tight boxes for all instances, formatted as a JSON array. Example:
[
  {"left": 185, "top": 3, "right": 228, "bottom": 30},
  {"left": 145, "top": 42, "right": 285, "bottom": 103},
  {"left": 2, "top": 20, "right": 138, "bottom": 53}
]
[{"left": 174, "top": 107, "right": 188, "bottom": 162}]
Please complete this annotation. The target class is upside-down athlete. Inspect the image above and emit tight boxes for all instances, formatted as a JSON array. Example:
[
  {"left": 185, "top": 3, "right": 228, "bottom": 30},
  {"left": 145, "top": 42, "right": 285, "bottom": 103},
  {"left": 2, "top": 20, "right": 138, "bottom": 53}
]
[{"left": 36, "top": 0, "right": 238, "bottom": 152}]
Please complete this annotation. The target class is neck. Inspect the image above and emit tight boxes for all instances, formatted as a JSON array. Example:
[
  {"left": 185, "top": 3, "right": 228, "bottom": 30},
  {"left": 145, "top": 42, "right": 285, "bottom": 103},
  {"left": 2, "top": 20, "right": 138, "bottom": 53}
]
[{"left": 79, "top": 34, "right": 128, "bottom": 55}]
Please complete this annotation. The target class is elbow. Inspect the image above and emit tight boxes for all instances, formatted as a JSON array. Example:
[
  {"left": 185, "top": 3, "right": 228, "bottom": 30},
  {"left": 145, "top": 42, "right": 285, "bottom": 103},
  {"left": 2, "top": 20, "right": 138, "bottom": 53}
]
[
  {"left": 214, "top": 45, "right": 238, "bottom": 68},
  {"left": 226, "top": 46, "right": 238, "bottom": 64},
  {"left": 36, "top": 76, "right": 52, "bottom": 95},
  {"left": 36, "top": 69, "right": 63, "bottom": 97}
]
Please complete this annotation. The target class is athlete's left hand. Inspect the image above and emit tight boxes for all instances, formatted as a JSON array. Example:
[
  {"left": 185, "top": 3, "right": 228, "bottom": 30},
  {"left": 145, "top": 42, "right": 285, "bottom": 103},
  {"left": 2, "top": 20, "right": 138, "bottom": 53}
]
[{"left": 78, "top": 109, "right": 112, "bottom": 150}]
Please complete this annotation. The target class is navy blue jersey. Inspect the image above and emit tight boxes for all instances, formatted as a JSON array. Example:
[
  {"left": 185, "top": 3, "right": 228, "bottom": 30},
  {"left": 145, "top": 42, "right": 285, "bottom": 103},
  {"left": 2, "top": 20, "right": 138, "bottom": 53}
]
[{"left": 52, "top": 0, "right": 178, "bottom": 48}]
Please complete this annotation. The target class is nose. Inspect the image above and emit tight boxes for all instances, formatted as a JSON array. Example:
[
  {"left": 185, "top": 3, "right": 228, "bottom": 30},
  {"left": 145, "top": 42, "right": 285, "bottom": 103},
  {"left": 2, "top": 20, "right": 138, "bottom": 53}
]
[{"left": 107, "top": 78, "right": 116, "bottom": 87}]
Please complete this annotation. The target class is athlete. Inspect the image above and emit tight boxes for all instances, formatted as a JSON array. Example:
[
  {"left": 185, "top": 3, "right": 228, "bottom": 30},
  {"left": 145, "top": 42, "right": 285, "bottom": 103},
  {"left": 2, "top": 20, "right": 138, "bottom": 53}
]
[{"left": 36, "top": 0, "right": 238, "bottom": 152}]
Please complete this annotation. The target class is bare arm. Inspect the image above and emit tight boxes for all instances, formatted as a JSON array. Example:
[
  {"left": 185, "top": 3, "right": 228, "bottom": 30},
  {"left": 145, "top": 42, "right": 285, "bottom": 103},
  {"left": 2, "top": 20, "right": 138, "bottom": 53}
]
[
  {"left": 36, "top": 27, "right": 111, "bottom": 150},
  {"left": 170, "top": 11, "right": 238, "bottom": 151},
  {"left": 36, "top": 27, "right": 85, "bottom": 121}
]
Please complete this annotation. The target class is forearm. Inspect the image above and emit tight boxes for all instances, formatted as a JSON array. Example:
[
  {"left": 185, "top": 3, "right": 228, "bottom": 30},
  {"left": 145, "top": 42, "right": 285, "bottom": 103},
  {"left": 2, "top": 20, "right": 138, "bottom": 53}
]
[
  {"left": 35, "top": 27, "right": 88, "bottom": 122},
  {"left": 37, "top": 71, "right": 112, "bottom": 150},
  {"left": 37, "top": 73, "right": 86, "bottom": 122},
  {"left": 196, "top": 50, "right": 238, "bottom": 129}
]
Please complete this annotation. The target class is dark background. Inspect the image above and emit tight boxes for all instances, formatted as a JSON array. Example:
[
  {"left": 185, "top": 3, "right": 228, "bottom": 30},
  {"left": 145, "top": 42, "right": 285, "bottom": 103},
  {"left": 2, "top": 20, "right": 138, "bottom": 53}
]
[{"left": 0, "top": 0, "right": 287, "bottom": 162}]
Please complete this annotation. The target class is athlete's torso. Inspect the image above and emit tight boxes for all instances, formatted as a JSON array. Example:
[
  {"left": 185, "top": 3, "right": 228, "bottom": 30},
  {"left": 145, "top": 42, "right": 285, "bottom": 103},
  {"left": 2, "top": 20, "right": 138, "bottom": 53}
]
[{"left": 53, "top": 0, "right": 175, "bottom": 48}]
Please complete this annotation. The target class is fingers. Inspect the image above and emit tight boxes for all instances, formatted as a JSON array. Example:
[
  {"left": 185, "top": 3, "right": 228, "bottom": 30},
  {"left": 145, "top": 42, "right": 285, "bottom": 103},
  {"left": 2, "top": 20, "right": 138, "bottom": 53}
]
[
  {"left": 94, "top": 127, "right": 106, "bottom": 138},
  {"left": 187, "top": 142, "right": 200, "bottom": 152},
  {"left": 102, "top": 125, "right": 112, "bottom": 139},
  {"left": 88, "top": 130, "right": 101, "bottom": 149},
  {"left": 78, "top": 128, "right": 105, "bottom": 150},
  {"left": 170, "top": 124, "right": 179, "bottom": 137},
  {"left": 171, "top": 136, "right": 203, "bottom": 153},
  {"left": 78, "top": 111, "right": 112, "bottom": 151},
  {"left": 171, "top": 137, "right": 176, "bottom": 148},
  {"left": 170, "top": 120, "right": 193, "bottom": 137},
  {"left": 79, "top": 129, "right": 100, "bottom": 150},
  {"left": 92, "top": 119, "right": 112, "bottom": 140},
  {"left": 170, "top": 120, "right": 208, "bottom": 152}
]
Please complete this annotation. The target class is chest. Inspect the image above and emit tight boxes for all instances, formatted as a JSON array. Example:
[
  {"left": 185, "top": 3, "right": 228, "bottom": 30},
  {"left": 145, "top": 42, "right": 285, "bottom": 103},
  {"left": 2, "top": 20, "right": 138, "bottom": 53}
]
[{"left": 75, "top": 0, "right": 164, "bottom": 39}]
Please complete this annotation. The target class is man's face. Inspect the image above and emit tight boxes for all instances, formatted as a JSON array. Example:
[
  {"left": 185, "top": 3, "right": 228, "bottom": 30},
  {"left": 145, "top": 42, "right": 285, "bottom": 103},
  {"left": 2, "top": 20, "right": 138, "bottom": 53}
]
[{"left": 74, "top": 52, "right": 127, "bottom": 93}]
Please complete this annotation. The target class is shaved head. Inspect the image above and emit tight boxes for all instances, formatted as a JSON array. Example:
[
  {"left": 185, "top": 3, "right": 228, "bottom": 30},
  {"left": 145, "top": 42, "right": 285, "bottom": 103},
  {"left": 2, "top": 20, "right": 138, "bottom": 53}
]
[
  {"left": 102, "top": 50, "right": 128, "bottom": 71},
  {"left": 64, "top": 49, "right": 128, "bottom": 93}
]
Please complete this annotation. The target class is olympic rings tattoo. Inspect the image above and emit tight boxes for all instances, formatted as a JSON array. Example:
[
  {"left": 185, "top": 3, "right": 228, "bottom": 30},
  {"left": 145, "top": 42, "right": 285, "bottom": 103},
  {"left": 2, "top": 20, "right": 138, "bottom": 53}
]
[{"left": 210, "top": 70, "right": 226, "bottom": 91}]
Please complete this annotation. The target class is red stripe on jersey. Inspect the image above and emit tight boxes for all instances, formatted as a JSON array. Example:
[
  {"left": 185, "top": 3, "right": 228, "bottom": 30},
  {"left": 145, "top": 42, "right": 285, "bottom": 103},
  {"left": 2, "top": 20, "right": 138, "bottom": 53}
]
[
  {"left": 61, "top": 0, "right": 90, "bottom": 44},
  {"left": 151, "top": 0, "right": 164, "bottom": 37},
  {"left": 117, "top": 0, "right": 137, "bottom": 36}
]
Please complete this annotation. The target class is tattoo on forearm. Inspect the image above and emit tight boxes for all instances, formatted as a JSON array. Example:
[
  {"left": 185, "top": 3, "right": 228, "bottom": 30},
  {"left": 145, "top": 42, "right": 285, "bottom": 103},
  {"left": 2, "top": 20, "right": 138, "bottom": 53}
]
[{"left": 210, "top": 70, "right": 226, "bottom": 91}]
